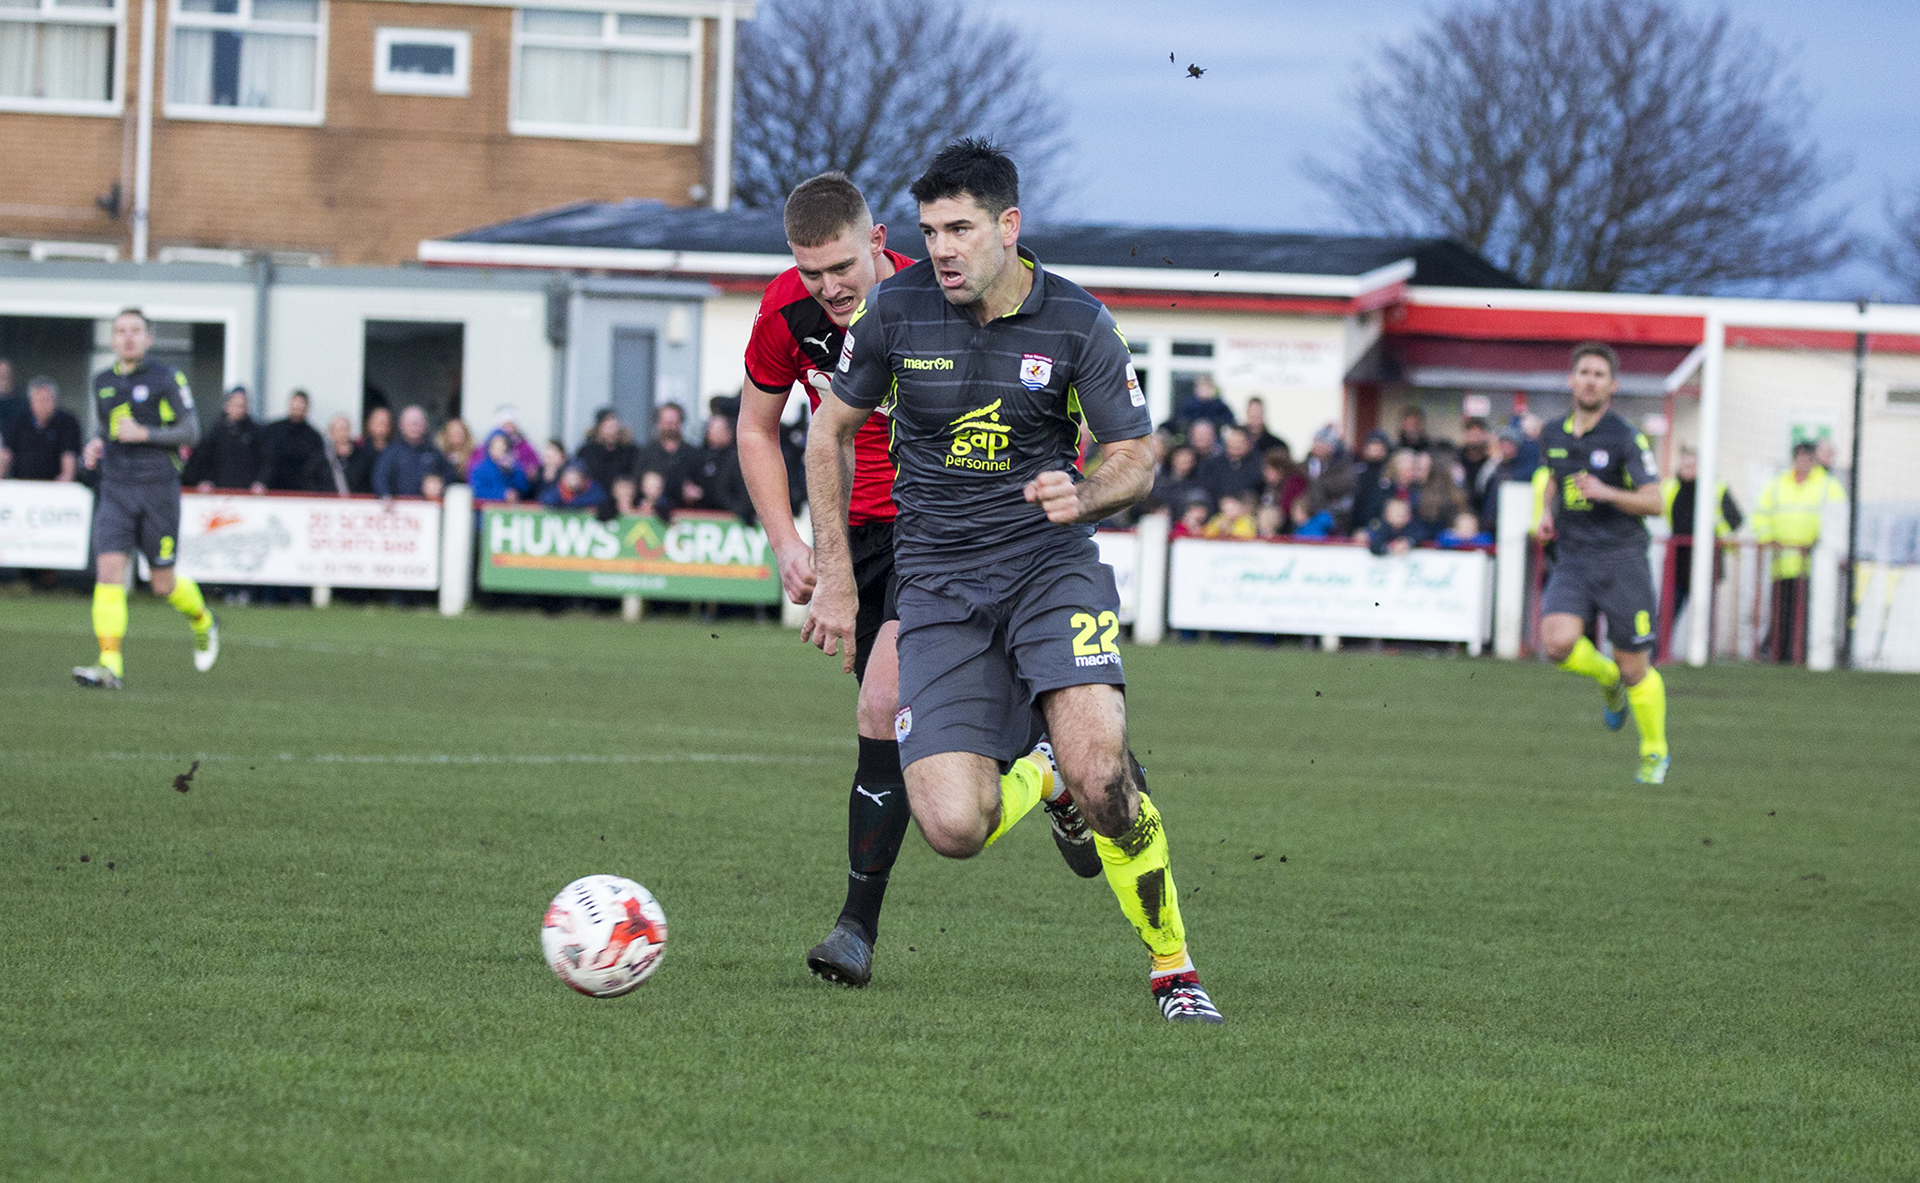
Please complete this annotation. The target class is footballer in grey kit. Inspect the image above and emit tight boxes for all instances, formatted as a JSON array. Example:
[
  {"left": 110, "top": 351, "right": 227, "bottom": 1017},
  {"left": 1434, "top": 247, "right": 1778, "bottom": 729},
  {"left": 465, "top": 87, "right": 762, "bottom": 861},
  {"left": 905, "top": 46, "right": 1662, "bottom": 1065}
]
[
  {"left": 807, "top": 139, "right": 1223, "bottom": 1023},
  {"left": 73, "top": 308, "right": 220, "bottom": 690}
]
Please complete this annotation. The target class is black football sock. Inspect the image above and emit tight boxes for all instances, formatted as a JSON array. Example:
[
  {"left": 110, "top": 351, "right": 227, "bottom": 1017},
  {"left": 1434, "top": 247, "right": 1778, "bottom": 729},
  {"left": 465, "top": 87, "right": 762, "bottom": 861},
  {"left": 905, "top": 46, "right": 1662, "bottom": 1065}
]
[{"left": 840, "top": 736, "right": 910, "bottom": 943}]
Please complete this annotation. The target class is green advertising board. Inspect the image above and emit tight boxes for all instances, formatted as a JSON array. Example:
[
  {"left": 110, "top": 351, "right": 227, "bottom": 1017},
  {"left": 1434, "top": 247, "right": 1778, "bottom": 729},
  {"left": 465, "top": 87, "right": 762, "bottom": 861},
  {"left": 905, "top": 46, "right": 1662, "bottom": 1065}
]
[{"left": 479, "top": 507, "right": 781, "bottom": 603}]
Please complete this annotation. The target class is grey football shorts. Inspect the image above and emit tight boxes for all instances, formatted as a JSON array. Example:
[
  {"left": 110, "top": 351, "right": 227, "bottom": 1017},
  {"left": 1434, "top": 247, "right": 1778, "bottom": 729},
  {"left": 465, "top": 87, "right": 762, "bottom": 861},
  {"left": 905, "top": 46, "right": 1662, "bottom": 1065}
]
[
  {"left": 892, "top": 536, "right": 1125, "bottom": 770},
  {"left": 1542, "top": 546, "right": 1658, "bottom": 652},
  {"left": 93, "top": 479, "right": 183, "bottom": 568}
]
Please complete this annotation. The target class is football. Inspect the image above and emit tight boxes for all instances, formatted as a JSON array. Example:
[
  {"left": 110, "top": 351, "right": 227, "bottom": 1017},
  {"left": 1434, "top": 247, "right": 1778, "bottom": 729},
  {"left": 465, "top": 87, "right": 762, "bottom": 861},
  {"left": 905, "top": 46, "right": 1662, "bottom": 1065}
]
[{"left": 540, "top": 875, "right": 669, "bottom": 998}]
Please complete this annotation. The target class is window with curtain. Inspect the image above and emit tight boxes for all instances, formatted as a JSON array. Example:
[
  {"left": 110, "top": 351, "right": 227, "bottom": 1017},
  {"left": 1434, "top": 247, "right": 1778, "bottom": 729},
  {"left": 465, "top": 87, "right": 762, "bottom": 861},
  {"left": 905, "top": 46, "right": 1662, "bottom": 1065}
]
[
  {"left": 166, "top": 0, "right": 322, "bottom": 121},
  {"left": 0, "top": 0, "right": 121, "bottom": 114},
  {"left": 512, "top": 8, "right": 699, "bottom": 142}
]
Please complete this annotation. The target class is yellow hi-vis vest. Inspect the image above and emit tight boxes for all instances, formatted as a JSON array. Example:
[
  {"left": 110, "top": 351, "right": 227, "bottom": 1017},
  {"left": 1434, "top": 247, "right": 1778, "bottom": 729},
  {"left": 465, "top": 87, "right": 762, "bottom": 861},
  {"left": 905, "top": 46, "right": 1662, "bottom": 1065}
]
[
  {"left": 1661, "top": 478, "right": 1737, "bottom": 540},
  {"left": 1753, "top": 467, "right": 1844, "bottom": 580}
]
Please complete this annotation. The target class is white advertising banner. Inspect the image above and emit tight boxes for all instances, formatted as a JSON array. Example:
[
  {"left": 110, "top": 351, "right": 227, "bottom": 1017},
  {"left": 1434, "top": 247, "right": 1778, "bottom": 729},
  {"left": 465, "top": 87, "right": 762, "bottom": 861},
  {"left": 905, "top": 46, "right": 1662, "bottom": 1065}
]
[
  {"left": 176, "top": 493, "right": 442, "bottom": 589},
  {"left": 0, "top": 480, "right": 94, "bottom": 569},
  {"left": 1216, "top": 336, "right": 1345, "bottom": 390},
  {"left": 1094, "top": 529, "right": 1139, "bottom": 625},
  {"left": 1169, "top": 538, "right": 1491, "bottom": 648}
]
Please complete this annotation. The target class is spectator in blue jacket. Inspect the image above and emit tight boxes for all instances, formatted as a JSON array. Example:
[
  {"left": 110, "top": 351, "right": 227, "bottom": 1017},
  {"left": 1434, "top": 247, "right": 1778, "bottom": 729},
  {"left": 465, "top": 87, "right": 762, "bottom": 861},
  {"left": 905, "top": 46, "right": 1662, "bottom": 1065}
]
[
  {"left": 1175, "top": 374, "right": 1237, "bottom": 431},
  {"left": 469, "top": 432, "right": 530, "bottom": 502},
  {"left": 371, "top": 405, "right": 451, "bottom": 497}
]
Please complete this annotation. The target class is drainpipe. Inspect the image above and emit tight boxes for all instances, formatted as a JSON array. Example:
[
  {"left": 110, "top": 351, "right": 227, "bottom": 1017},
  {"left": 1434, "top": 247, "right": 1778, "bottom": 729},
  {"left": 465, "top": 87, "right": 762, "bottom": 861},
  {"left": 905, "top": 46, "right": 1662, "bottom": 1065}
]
[
  {"left": 251, "top": 255, "right": 274, "bottom": 413},
  {"left": 131, "top": 0, "right": 158, "bottom": 262},
  {"left": 711, "top": 1, "right": 736, "bottom": 211}
]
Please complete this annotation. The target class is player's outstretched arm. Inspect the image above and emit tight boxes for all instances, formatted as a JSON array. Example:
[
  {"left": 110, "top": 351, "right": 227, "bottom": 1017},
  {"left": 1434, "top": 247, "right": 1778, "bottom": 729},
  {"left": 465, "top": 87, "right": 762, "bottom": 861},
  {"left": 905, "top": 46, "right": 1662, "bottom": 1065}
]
[
  {"left": 1024, "top": 436, "right": 1154, "bottom": 525},
  {"left": 734, "top": 378, "right": 815, "bottom": 604},
  {"left": 801, "top": 391, "right": 870, "bottom": 672}
]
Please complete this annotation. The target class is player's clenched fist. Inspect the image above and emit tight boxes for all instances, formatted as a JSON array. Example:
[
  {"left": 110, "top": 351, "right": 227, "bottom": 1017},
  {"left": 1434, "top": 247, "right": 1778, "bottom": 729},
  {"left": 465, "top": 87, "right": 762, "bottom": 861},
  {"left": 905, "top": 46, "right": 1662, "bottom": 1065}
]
[
  {"left": 800, "top": 577, "right": 859, "bottom": 673},
  {"left": 1023, "top": 469, "right": 1081, "bottom": 524}
]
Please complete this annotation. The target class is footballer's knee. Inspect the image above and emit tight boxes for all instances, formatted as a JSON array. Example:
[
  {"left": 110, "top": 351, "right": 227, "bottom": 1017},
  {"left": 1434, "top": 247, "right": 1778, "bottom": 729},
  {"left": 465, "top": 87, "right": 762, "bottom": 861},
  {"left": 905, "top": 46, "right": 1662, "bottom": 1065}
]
[{"left": 917, "top": 816, "right": 987, "bottom": 860}]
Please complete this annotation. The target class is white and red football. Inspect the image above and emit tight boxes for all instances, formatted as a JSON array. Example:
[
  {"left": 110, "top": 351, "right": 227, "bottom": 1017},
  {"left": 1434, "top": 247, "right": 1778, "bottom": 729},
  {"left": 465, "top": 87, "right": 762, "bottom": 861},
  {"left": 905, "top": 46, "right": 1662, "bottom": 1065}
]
[{"left": 540, "top": 875, "right": 668, "bottom": 998}]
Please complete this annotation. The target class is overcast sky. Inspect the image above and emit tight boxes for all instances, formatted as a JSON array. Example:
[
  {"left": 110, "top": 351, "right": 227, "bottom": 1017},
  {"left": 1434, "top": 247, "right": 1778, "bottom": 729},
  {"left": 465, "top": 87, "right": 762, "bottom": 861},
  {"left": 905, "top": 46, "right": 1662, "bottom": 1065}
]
[{"left": 967, "top": 0, "right": 1920, "bottom": 299}]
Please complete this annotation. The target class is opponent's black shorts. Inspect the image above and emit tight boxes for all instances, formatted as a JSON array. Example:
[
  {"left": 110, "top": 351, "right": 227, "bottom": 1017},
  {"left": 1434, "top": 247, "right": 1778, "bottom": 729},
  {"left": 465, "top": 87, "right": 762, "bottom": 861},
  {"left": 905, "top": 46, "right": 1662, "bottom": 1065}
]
[
  {"left": 893, "top": 536, "right": 1124, "bottom": 769},
  {"left": 848, "top": 519, "right": 899, "bottom": 684},
  {"left": 1542, "top": 545, "right": 1658, "bottom": 652},
  {"left": 93, "top": 479, "right": 182, "bottom": 568}
]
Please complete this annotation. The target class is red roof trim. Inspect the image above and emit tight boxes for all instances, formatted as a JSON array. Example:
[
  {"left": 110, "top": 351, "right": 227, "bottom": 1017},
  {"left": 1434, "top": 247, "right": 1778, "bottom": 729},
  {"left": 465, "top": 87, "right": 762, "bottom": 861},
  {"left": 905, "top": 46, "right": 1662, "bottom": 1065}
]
[
  {"left": 1389, "top": 304, "right": 1707, "bottom": 345},
  {"left": 1726, "top": 327, "right": 1920, "bottom": 355}
]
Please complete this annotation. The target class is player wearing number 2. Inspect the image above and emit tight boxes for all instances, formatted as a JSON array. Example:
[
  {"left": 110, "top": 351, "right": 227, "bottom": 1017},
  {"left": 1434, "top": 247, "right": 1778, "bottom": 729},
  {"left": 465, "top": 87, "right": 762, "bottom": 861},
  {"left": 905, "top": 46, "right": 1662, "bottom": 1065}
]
[
  {"left": 806, "top": 140, "right": 1222, "bottom": 1023},
  {"left": 1533, "top": 342, "right": 1670, "bottom": 784}
]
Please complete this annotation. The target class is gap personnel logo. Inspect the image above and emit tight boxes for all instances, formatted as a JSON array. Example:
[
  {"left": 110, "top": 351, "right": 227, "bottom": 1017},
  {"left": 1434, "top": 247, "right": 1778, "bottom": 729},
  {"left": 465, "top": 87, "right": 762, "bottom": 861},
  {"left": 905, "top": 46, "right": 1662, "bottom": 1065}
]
[
  {"left": 1019, "top": 353, "right": 1053, "bottom": 389},
  {"left": 837, "top": 332, "right": 855, "bottom": 373},
  {"left": 946, "top": 400, "right": 1012, "bottom": 472}
]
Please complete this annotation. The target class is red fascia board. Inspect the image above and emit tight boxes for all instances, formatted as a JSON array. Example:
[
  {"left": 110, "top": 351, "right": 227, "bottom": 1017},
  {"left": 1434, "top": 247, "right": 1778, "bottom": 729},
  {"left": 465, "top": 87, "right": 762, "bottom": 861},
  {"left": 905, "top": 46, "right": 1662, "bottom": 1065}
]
[
  {"left": 1090, "top": 290, "right": 1355, "bottom": 315},
  {"left": 1391, "top": 304, "right": 1706, "bottom": 345},
  {"left": 1726, "top": 327, "right": 1920, "bottom": 354}
]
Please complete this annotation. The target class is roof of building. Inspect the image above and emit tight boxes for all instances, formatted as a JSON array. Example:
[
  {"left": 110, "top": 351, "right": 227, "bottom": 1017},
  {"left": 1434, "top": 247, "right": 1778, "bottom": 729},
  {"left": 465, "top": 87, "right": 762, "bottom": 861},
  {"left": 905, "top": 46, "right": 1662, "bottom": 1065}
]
[{"left": 435, "top": 200, "right": 1526, "bottom": 290}]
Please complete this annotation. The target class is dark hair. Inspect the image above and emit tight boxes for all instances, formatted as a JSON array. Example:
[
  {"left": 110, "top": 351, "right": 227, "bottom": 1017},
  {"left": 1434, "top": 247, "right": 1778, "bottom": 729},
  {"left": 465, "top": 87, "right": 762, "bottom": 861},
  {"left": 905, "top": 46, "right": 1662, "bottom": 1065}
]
[
  {"left": 289, "top": 388, "right": 310, "bottom": 403},
  {"left": 1792, "top": 439, "right": 1816, "bottom": 455},
  {"left": 115, "top": 307, "right": 150, "bottom": 328},
  {"left": 783, "top": 172, "right": 872, "bottom": 248},
  {"left": 909, "top": 137, "right": 1019, "bottom": 218},
  {"left": 1570, "top": 341, "right": 1619, "bottom": 376},
  {"left": 1463, "top": 416, "right": 1488, "bottom": 431}
]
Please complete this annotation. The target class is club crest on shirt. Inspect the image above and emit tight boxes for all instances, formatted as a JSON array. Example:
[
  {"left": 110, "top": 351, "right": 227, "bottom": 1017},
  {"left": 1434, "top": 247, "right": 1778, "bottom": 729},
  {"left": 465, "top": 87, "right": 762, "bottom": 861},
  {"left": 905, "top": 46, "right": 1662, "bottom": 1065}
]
[
  {"left": 1124, "top": 363, "right": 1145, "bottom": 407},
  {"left": 1019, "top": 353, "right": 1053, "bottom": 390},
  {"left": 1589, "top": 449, "right": 1609, "bottom": 469},
  {"left": 132, "top": 384, "right": 149, "bottom": 402}
]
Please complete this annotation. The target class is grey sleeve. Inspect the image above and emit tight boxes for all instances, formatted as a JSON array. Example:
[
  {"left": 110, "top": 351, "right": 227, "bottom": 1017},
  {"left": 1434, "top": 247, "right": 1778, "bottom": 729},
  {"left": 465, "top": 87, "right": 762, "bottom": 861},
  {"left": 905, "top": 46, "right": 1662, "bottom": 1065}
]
[
  {"left": 1623, "top": 430, "right": 1658, "bottom": 489},
  {"left": 829, "top": 296, "right": 893, "bottom": 410},
  {"left": 1073, "top": 308, "right": 1152, "bottom": 443},
  {"left": 143, "top": 377, "right": 201, "bottom": 449}
]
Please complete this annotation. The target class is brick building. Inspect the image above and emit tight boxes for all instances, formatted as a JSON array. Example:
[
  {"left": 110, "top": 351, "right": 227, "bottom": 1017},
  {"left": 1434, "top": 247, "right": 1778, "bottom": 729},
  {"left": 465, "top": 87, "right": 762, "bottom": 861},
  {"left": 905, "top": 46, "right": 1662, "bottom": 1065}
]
[{"left": 0, "top": 0, "right": 750, "bottom": 266}]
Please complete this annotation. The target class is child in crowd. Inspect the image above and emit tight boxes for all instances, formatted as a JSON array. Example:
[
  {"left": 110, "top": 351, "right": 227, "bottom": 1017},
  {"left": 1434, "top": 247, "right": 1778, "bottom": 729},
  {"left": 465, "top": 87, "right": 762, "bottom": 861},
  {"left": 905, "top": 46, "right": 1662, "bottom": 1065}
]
[
  {"left": 540, "top": 460, "right": 606, "bottom": 511},
  {"left": 1436, "top": 511, "right": 1494, "bottom": 549},
  {"left": 1171, "top": 497, "right": 1211, "bottom": 539},
  {"left": 1367, "top": 497, "right": 1421, "bottom": 556},
  {"left": 1204, "top": 492, "right": 1258, "bottom": 540}
]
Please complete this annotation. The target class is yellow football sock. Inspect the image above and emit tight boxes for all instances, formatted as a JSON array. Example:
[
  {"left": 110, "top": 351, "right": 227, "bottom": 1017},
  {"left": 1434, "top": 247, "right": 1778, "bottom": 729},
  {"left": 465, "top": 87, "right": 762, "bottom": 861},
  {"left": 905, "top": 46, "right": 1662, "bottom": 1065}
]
[
  {"left": 1559, "top": 635, "right": 1620, "bottom": 688},
  {"left": 166, "top": 576, "right": 212, "bottom": 632},
  {"left": 1628, "top": 668, "right": 1668, "bottom": 758},
  {"left": 92, "top": 583, "right": 128, "bottom": 678},
  {"left": 1093, "top": 794, "right": 1186, "bottom": 959},
  {"left": 983, "top": 754, "right": 1048, "bottom": 848}
]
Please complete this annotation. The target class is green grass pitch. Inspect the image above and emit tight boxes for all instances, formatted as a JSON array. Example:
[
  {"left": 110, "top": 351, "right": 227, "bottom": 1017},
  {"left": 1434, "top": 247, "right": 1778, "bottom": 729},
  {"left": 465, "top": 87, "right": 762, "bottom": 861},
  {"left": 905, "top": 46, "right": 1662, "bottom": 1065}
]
[{"left": 3, "top": 594, "right": 1917, "bottom": 1181}]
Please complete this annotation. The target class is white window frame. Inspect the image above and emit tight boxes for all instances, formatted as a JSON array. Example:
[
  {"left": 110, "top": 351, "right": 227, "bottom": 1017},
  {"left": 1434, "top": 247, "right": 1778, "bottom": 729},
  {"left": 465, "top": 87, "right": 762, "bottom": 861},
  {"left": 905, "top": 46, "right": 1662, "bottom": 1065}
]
[
  {"left": 163, "top": 0, "right": 327, "bottom": 126},
  {"left": 373, "top": 26, "right": 468, "bottom": 96},
  {"left": 0, "top": 0, "right": 126, "bottom": 116},
  {"left": 509, "top": 7, "right": 702, "bottom": 145}
]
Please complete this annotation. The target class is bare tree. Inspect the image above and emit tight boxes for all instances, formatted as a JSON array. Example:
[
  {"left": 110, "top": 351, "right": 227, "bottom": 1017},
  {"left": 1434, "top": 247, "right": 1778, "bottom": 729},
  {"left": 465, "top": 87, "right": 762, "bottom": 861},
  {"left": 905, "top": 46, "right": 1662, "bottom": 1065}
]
[
  {"left": 1883, "top": 183, "right": 1920, "bottom": 300},
  {"left": 1313, "top": 0, "right": 1851, "bottom": 293},
  {"left": 732, "top": 0, "right": 1069, "bottom": 219}
]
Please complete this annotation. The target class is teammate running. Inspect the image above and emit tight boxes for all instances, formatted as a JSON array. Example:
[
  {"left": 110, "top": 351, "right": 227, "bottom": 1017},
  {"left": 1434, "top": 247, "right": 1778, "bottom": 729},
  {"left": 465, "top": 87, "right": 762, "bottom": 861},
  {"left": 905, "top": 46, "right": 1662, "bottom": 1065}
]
[
  {"left": 806, "top": 140, "right": 1223, "bottom": 1023},
  {"left": 73, "top": 308, "right": 219, "bottom": 689},
  {"left": 1533, "top": 342, "right": 1669, "bottom": 783},
  {"left": 735, "top": 173, "right": 1100, "bottom": 989}
]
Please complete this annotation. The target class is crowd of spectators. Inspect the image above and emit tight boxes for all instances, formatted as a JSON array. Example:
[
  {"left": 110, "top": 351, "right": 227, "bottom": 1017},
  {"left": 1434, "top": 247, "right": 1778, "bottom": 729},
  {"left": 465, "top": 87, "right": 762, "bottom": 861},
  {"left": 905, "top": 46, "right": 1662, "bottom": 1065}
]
[
  {"left": 2, "top": 365, "right": 769, "bottom": 526},
  {"left": 1137, "top": 386, "right": 1542, "bottom": 554}
]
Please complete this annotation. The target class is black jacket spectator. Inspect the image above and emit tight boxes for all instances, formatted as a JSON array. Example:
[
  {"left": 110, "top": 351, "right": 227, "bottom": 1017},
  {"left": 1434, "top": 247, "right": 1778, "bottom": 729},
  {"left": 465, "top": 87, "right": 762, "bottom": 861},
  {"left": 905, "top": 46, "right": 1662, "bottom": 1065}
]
[
  {"left": 685, "top": 444, "right": 753, "bottom": 521},
  {"left": 260, "top": 414, "right": 326, "bottom": 491},
  {"left": 1198, "top": 428, "right": 1264, "bottom": 503},
  {"left": 1, "top": 399, "right": 81, "bottom": 480},
  {"left": 344, "top": 442, "right": 382, "bottom": 494},
  {"left": 184, "top": 409, "right": 265, "bottom": 489},
  {"left": 577, "top": 437, "right": 639, "bottom": 494}
]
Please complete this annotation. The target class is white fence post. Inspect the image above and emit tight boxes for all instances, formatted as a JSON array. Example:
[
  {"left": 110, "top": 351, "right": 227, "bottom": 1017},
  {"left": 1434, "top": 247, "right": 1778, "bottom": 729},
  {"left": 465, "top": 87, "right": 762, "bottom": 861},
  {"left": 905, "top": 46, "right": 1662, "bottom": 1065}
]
[
  {"left": 439, "top": 485, "right": 473, "bottom": 617},
  {"left": 1806, "top": 501, "right": 1849, "bottom": 672},
  {"left": 1132, "top": 511, "right": 1169, "bottom": 646},
  {"left": 1493, "top": 482, "right": 1533, "bottom": 659}
]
